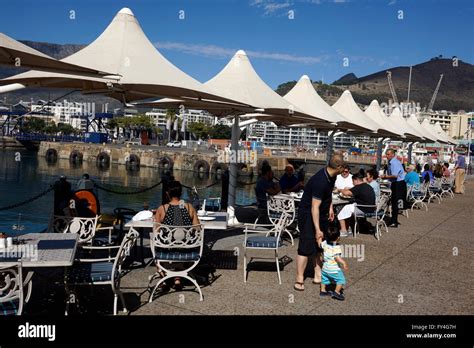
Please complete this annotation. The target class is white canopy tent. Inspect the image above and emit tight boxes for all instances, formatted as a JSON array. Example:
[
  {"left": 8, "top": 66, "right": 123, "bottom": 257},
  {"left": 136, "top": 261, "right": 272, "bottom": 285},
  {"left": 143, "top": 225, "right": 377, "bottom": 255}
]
[
  {"left": 0, "top": 32, "right": 112, "bottom": 77},
  {"left": 283, "top": 75, "right": 360, "bottom": 130},
  {"left": 332, "top": 90, "right": 379, "bottom": 134},
  {"left": 204, "top": 50, "right": 324, "bottom": 126},
  {"left": 406, "top": 114, "right": 440, "bottom": 143},
  {"left": 0, "top": 8, "right": 244, "bottom": 105},
  {"left": 364, "top": 100, "right": 404, "bottom": 139},
  {"left": 135, "top": 52, "right": 325, "bottom": 126},
  {"left": 420, "top": 118, "right": 448, "bottom": 144},
  {"left": 389, "top": 107, "right": 425, "bottom": 142},
  {"left": 433, "top": 122, "right": 457, "bottom": 144}
]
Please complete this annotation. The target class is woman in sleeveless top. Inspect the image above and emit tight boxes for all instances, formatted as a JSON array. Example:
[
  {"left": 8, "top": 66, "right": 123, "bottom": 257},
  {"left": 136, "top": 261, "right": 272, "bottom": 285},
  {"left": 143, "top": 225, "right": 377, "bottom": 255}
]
[{"left": 154, "top": 180, "right": 199, "bottom": 289}]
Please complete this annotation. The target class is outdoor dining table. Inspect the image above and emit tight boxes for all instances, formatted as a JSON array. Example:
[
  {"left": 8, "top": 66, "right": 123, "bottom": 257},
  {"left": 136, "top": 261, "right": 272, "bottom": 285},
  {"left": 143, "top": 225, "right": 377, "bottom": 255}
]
[
  {"left": 124, "top": 212, "right": 229, "bottom": 231},
  {"left": 124, "top": 212, "right": 229, "bottom": 266},
  {"left": 0, "top": 233, "right": 79, "bottom": 304},
  {"left": 0, "top": 233, "right": 78, "bottom": 268}
]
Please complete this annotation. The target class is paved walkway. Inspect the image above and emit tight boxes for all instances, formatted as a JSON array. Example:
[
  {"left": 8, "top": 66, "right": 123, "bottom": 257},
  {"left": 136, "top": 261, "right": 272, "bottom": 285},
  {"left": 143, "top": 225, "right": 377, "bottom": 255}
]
[{"left": 118, "top": 180, "right": 473, "bottom": 315}]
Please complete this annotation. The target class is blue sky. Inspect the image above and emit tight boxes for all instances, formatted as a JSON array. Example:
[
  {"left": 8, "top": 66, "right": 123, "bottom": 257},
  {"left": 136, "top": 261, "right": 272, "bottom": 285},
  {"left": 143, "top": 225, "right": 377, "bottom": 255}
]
[{"left": 1, "top": 0, "right": 473, "bottom": 88}]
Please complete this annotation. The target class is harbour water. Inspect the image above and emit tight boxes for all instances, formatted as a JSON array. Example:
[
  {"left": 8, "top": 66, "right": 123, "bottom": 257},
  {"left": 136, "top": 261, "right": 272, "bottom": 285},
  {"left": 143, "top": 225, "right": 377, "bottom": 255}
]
[{"left": 0, "top": 149, "right": 258, "bottom": 234}]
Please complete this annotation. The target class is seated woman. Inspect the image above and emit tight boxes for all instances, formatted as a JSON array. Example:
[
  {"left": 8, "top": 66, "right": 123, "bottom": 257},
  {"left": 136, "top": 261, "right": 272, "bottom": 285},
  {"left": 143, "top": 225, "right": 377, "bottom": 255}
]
[
  {"left": 404, "top": 164, "right": 421, "bottom": 188},
  {"left": 433, "top": 163, "right": 443, "bottom": 179},
  {"left": 421, "top": 164, "right": 434, "bottom": 184},
  {"left": 442, "top": 163, "right": 451, "bottom": 178},
  {"left": 365, "top": 168, "right": 380, "bottom": 201},
  {"left": 154, "top": 180, "right": 200, "bottom": 289}
]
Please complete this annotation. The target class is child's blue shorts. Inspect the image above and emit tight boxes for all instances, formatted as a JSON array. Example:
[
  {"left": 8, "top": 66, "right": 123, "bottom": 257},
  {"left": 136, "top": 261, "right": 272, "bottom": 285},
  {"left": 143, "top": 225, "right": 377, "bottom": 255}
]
[{"left": 321, "top": 269, "right": 346, "bottom": 285}]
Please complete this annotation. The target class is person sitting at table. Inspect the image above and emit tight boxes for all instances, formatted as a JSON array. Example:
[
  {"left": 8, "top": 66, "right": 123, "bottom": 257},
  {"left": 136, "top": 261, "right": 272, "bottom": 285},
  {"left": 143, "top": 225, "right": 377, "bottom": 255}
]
[
  {"left": 255, "top": 164, "right": 280, "bottom": 222},
  {"left": 404, "top": 164, "right": 420, "bottom": 188},
  {"left": 365, "top": 169, "right": 380, "bottom": 200},
  {"left": 337, "top": 173, "right": 376, "bottom": 237},
  {"left": 421, "top": 163, "right": 434, "bottom": 184},
  {"left": 154, "top": 180, "right": 200, "bottom": 290},
  {"left": 433, "top": 163, "right": 443, "bottom": 179},
  {"left": 279, "top": 164, "right": 304, "bottom": 193},
  {"left": 335, "top": 165, "right": 353, "bottom": 191},
  {"left": 442, "top": 163, "right": 451, "bottom": 178}
]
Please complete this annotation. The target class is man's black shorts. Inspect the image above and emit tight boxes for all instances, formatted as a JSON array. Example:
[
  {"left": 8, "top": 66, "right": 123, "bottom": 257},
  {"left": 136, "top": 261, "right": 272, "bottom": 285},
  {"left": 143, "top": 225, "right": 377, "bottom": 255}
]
[{"left": 297, "top": 212, "right": 328, "bottom": 256}]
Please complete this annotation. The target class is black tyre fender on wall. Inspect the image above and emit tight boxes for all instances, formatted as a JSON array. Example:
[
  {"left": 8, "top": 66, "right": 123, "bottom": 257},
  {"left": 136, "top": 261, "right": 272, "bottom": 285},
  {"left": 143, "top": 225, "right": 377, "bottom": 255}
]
[
  {"left": 69, "top": 150, "right": 83, "bottom": 164},
  {"left": 125, "top": 153, "right": 140, "bottom": 169},
  {"left": 45, "top": 148, "right": 58, "bottom": 163},
  {"left": 193, "top": 159, "right": 210, "bottom": 174},
  {"left": 158, "top": 156, "right": 174, "bottom": 170},
  {"left": 96, "top": 152, "right": 111, "bottom": 168}
]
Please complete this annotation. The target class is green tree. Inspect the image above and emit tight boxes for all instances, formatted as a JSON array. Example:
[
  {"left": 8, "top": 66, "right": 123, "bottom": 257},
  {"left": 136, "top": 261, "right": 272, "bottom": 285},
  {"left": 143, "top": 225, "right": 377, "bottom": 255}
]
[
  {"left": 209, "top": 124, "right": 232, "bottom": 139},
  {"left": 22, "top": 117, "right": 46, "bottom": 133},
  {"left": 57, "top": 123, "right": 76, "bottom": 135},
  {"left": 43, "top": 121, "right": 58, "bottom": 135},
  {"left": 188, "top": 122, "right": 210, "bottom": 140}
]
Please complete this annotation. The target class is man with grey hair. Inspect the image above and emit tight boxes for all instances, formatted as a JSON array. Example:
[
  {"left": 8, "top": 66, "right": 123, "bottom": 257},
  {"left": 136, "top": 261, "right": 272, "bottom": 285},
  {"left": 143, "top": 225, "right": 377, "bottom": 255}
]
[
  {"left": 279, "top": 164, "right": 304, "bottom": 193},
  {"left": 294, "top": 152, "right": 346, "bottom": 291},
  {"left": 381, "top": 148, "right": 406, "bottom": 227}
]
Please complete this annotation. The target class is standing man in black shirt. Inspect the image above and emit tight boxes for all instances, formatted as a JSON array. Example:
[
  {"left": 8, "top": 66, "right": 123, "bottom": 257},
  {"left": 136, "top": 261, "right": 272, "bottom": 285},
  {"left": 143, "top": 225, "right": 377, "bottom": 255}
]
[{"left": 294, "top": 153, "right": 346, "bottom": 291}]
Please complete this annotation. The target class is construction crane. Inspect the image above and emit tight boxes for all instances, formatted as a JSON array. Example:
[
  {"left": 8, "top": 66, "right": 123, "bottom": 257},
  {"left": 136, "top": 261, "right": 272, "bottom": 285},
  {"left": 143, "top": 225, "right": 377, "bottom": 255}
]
[
  {"left": 386, "top": 71, "right": 398, "bottom": 104},
  {"left": 406, "top": 66, "right": 412, "bottom": 102},
  {"left": 428, "top": 74, "right": 444, "bottom": 111}
]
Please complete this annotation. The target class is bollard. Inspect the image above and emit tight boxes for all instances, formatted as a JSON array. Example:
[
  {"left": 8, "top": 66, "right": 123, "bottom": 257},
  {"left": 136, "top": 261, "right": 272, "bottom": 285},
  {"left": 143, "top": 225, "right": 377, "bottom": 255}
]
[{"left": 221, "top": 169, "right": 229, "bottom": 210}]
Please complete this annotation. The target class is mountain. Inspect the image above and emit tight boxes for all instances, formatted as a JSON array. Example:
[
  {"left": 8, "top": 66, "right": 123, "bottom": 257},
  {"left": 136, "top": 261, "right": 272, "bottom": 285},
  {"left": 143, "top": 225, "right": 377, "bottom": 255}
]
[
  {"left": 348, "top": 57, "right": 474, "bottom": 111},
  {"left": 275, "top": 57, "right": 474, "bottom": 112},
  {"left": 333, "top": 73, "right": 358, "bottom": 85}
]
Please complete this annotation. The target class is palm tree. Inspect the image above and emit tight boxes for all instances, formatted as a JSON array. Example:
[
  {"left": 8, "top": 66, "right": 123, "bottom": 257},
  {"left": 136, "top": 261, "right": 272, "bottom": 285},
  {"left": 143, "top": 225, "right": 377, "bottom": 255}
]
[{"left": 165, "top": 109, "right": 177, "bottom": 142}]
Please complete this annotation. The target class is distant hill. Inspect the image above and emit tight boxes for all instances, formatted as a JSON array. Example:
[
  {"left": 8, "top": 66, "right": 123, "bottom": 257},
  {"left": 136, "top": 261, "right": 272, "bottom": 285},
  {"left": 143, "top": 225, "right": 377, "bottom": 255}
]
[
  {"left": 333, "top": 73, "right": 358, "bottom": 85},
  {"left": 276, "top": 57, "right": 474, "bottom": 112}
]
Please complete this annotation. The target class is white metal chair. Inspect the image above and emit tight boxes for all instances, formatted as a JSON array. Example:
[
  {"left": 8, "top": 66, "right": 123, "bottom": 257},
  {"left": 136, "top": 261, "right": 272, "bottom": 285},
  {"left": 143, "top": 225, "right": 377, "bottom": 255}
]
[
  {"left": 243, "top": 212, "right": 291, "bottom": 285},
  {"left": 253, "top": 195, "right": 296, "bottom": 245},
  {"left": 409, "top": 183, "right": 429, "bottom": 211},
  {"left": 65, "top": 227, "right": 139, "bottom": 315},
  {"left": 149, "top": 224, "right": 204, "bottom": 302},
  {"left": 427, "top": 178, "right": 443, "bottom": 204},
  {"left": 0, "top": 262, "right": 24, "bottom": 315},
  {"left": 440, "top": 176, "right": 455, "bottom": 199},
  {"left": 353, "top": 195, "right": 388, "bottom": 240},
  {"left": 267, "top": 195, "right": 296, "bottom": 245},
  {"left": 50, "top": 215, "right": 116, "bottom": 247},
  {"left": 50, "top": 215, "right": 99, "bottom": 244}
]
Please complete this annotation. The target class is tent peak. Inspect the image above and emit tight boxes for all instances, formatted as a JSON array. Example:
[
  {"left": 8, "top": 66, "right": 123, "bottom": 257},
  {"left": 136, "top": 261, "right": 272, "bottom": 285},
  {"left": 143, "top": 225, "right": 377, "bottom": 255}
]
[
  {"left": 118, "top": 7, "right": 134, "bottom": 16},
  {"left": 342, "top": 89, "right": 351, "bottom": 96},
  {"left": 235, "top": 49, "right": 247, "bottom": 56},
  {"left": 300, "top": 74, "right": 310, "bottom": 80},
  {"left": 370, "top": 99, "right": 380, "bottom": 106}
]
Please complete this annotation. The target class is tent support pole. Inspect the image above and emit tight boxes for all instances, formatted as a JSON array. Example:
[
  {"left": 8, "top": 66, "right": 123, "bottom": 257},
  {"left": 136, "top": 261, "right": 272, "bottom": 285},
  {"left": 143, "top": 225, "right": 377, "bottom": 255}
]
[
  {"left": 408, "top": 142, "right": 413, "bottom": 164},
  {"left": 326, "top": 130, "right": 335, "bottom": 165},
  {"left": 228, "top": 114, "right": 240, "bottom": 209},
  {"left": 376, "top": 138, "right": 384, "bottom": 171}
]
